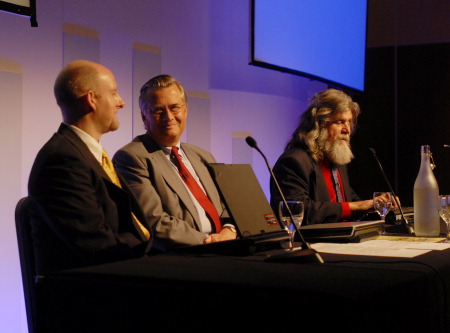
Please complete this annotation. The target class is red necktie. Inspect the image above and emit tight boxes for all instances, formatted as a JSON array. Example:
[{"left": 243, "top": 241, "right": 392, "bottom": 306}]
[{"left": 171, "top": 147, "right": 222, "bottom": 233}]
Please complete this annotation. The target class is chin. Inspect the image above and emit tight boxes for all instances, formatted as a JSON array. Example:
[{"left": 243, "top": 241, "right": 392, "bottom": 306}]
[{"left": 109, "top": 123, "right": 120, "bottom": 132}]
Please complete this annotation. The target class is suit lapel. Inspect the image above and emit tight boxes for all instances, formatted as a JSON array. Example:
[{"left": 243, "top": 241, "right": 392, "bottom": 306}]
[
  {"left": 308, "top": 154, "right": 332, "bottom": 201},
  {"left": 182, "top": 144, "right": 222, "bottom": 213},
  {"left": 58, "top": 124, "right": 112, "bottom": 184},
  {"left": 337, "top": 165, "right": 351, "bottom": 201},
  {"left": 140, "top": 135, "right": 202, "bottom": 229}
]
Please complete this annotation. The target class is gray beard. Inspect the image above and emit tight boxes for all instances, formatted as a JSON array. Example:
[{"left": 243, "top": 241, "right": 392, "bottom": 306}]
[{"left": 318, "top": 130, "right": 354, "bottom": 165}]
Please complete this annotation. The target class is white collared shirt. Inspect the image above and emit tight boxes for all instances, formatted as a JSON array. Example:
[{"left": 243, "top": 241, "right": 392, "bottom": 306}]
[
  {"left": 161, "top": 143, "right": 212, "bottom": 235},
  {"left": 67, "top": 123, "right": 103, "bottom": 165}
]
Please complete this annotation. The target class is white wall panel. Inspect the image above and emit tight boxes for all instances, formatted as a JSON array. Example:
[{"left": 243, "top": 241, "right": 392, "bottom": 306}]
[
  {"left": 0, "top": 66, "right": 25, "bottom": 333},
  {"left": 132, "top": 44, "right": 161, "bottom": 138}
]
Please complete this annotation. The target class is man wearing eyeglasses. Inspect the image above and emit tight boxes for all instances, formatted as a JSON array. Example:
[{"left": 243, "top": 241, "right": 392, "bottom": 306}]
[{"left": 113, "top": 75, "right": 237, "bottom": 251}]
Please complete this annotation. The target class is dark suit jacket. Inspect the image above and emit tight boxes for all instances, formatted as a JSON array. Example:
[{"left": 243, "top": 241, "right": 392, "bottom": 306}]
[
  {"left": 270, "top": 147, "right": 361, "bottom": 225},
  {"left": 28, "top": 124, "right": 151, "bottom": 274},
  {"left": 113, "top": 134, "right": 227, "bottom": 252}
]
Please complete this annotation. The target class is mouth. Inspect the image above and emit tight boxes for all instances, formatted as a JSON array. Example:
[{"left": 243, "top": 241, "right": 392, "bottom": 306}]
[
  {"left": 334, "top": 136, "right": 350, "bottom": 145},
  {"left": 161, "top": 122, "right": 177, "bottom": 130}
]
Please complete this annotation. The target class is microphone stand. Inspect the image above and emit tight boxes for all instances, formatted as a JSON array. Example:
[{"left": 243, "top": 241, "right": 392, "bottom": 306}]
[
  {"left": 246, "top": 136, "right": 324, "bottom": 263},
  {"left": 369, "top": 148, "right": 414, "bottom": 234}
]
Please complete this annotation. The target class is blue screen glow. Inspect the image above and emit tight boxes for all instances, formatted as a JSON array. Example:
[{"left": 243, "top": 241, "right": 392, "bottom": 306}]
[{"left": 253, "top": 0, "right": 368, "bottom": 91}]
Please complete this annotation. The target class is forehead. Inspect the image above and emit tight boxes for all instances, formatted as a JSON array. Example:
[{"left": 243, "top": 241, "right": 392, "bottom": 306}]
[
  {"left": 330, "top": 109, "right": 353, "bottom": 122},
  {"left": 96, "top": 70, "right": 116, "bottom": 90},
  {"left": 145, "top": 85, "right": 183, "bottom": 105}
]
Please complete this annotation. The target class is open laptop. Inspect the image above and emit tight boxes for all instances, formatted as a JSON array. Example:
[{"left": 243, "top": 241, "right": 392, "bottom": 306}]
[
  {"left": 172, "top": 164, "right": 288, "bottom": 255},
  {"left": 208, "top": 163, "right": 287, "bottom": 242}
]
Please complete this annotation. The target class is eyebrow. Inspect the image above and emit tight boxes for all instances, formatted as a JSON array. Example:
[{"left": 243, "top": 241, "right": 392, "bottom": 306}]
[{"left": 151, "top": 103, "right": 183, "bottom": 108}]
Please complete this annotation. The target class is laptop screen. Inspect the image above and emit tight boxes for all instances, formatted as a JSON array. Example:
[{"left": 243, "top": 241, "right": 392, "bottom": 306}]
[{"left": 208, "top": 163, "right": 283, "bottom": 238}]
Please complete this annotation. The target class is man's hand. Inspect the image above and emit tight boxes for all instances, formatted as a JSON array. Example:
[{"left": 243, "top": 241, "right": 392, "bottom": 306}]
[
  {"left": 203, "top": 227, "right": 237, "bottom": 244},
  {"left": 348, "top": 200, "right": 374, "bottom": 212},
  {"left": 374, "top": 193, "right": 401, "bottom": 209},
  {"left": 391, "top": 196, "right": 400, "bottom": 209}
]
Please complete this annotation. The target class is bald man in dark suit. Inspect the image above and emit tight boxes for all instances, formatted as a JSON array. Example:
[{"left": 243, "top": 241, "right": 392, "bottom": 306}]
[{"left": 28, "top": 60, "right": 151, "bottom": 273}]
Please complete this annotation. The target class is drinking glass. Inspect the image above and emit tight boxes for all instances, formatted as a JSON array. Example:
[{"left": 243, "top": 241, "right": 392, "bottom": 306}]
[
  {"left": 278, "top": 201, "right": 304, "bottom": 250},
  {"left": 437, "top": 195, "right": 450, "bottom": 242},
  {"left": 373, "top": 192, "right": 392, "bottom": 220}
]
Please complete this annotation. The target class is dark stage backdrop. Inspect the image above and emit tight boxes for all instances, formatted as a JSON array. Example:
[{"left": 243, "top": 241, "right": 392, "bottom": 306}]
[{"left": 348, "top": 43, "right": 450, "bottom": 207}]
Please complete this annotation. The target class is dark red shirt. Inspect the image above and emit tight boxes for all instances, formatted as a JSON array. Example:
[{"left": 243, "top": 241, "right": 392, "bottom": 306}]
[{"left": 320, "top": 162, "right": 351, "bottom": 219}]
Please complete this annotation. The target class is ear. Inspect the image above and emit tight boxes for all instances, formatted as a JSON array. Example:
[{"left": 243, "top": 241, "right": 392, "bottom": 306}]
[
  {"left": 141, "top": 112, "right": 148, "bottom": 130},
  {"left": 85, "top": 90, "right": 97, "bottom": 111},
  {"left": 141, "top": 111, "right": 145, "bottom": 123}
]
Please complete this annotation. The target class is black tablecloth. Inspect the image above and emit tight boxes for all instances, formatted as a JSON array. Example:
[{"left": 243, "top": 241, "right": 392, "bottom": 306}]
[{"left": 36, "top": 247, "right": 450, "bottom": 332}]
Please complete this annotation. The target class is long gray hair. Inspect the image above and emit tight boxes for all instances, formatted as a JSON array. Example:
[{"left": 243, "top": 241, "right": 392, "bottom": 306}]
[{"left": 285, "top": 89, "right": 360, "bottom": 162}]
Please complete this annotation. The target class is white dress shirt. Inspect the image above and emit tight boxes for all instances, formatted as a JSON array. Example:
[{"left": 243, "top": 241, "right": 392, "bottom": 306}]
[
  {"left": 67, "top": 123, "right": 104, "bottom": 164},
  {"left": 161, "top": 144, "right": 213, "bottom": 235}
]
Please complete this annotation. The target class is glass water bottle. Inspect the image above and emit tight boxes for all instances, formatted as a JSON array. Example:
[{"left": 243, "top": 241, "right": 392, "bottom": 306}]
[{"left": 413, "top": 145, "right": 440, "bottom": 237}]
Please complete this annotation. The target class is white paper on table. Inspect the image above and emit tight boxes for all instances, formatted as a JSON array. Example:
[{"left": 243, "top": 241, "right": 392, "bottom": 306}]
[{"left": 310, "top": 240, "right": 442, "bottom": 258}]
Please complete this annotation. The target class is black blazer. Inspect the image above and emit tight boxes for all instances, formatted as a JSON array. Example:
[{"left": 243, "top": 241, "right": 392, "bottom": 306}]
[
  {"left": 270, "top": 147, "right": 361, "bottom": 225},
  {"left": 28, "top": 124, "right": 151, "bottom": 273}
]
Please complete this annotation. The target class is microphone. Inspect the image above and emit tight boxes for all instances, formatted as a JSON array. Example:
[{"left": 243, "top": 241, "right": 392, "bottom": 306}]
[
  {"left": 245, "top": 136, "right": 324, "bottom": 263},
  {"left": 369, "top": 148, "right": 414, "bottom": 234}
]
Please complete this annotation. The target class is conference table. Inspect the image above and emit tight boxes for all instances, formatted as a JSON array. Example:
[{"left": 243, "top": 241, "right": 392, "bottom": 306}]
[{"left": 35, "top": 238, "right": 450, "bottom": 333}]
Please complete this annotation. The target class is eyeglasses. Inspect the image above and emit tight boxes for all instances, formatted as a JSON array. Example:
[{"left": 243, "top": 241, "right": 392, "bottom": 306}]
[{"left": 144, "top": 104, "right": 186, "bottom": 117}]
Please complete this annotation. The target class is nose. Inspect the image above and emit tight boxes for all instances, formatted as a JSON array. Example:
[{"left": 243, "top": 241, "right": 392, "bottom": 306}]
[
  {"left": 117, "top": 93, "right": 125, "bottom": 109},
  {"left": 160, "top": 107, "right": 175, "bottom": 120},
  {"left": 342, "top": 122, "right": 351, "bottom": 134}
]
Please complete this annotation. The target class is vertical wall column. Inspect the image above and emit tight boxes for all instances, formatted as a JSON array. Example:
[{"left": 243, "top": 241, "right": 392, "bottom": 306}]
[
  {"left": 185, "top": 91, "right": 211, "bottom": 152},
  {"left": 63, "top": 24, "right": 100, "bottom": 65},
  {"left": 232, "top": 132, "right": 253, "bottom": 164},
  {"left": 132, "top": 43, "right": 161, "bottom": 137},
  {"left": 0, "top": 59, "right": 25, "bottom": 333}
]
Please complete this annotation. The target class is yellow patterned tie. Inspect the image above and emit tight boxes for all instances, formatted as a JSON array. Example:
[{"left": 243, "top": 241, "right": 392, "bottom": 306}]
[{"left": 102, "top": 149, "right": 151, "bottom": 240}]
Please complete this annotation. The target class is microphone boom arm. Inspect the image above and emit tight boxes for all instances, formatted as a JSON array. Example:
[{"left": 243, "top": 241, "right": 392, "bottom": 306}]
[
  {"left": 246, "top": 136, "right": 324, "bottom": 263},
  {"left": 369, "top": 148, "right": 413, "bottom": 234}
]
